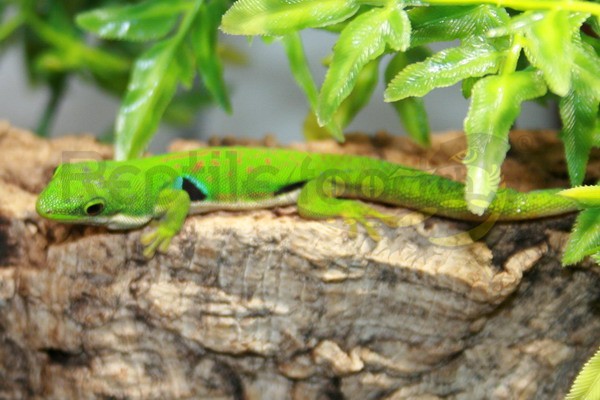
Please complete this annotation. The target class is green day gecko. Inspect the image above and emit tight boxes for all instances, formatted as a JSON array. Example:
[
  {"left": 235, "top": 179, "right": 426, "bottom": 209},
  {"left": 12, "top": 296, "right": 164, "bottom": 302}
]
[{"left": 36, "top": 147, "right": 579, "bottom": 258}]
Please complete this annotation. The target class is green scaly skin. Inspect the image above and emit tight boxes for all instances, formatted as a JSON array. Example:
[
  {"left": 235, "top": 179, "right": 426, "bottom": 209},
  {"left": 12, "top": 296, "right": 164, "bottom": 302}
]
[{"left": 36, "top": 147, "right": 578, "bottom": 257}]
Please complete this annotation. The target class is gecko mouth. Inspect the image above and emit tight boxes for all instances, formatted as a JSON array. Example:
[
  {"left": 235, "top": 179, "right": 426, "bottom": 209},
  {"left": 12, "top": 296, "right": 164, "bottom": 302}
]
[
  {"left": 106, "top": 214, "right": 152, "bottom": 230},
  {"left": 36, "top": 211, "right": 87, "bottom": 223}
]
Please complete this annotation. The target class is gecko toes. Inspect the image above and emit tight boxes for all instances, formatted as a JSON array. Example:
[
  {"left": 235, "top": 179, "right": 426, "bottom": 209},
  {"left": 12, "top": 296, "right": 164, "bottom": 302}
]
[{"left": 141, "top": 227, "right": 176, "bottom": 258}]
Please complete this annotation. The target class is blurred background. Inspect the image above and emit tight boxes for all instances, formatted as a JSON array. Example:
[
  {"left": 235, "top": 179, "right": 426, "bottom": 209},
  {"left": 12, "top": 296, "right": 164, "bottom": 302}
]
[{"left": 0, "top": 30, "right": 560, "bottom": 149}]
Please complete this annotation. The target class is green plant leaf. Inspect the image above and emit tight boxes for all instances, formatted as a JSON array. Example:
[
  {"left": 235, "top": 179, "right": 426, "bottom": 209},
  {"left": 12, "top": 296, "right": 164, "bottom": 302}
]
[
  {"left": 385, "top": 4, "right": 412, "bottom": 51},
  {"left": 0, "top": 12, "right": 25, "bottom": 44},
  {"left": 589, "top": 16, "right": 600, "bottom": 37},
  {"left": 463, "top": 70, "right": 547, "bottom": 214},
  {"left": 37, "top": 75, "right": 67, "bottom": 137},
  {"left": 409, "top": 5, "right": 510, "bottom": 46},
  {"left": 317, "top": 4, "right": 410, "bottom": 126},
  {"left": 562, "top": 208, "right": 600, "bottom": 265},
  {"left": 384, "top": 49, "right": 431, "bottom": 147},
  {"left": 303, "top": 111, "right": 330, "bottom": 140},
  {"left": 76, "top": 0, "right": 193, "bottom": 42},
  {"left": 392, "top": 97, "right": 430, "bottom": 146},
  {"left": 115, "top": 40, "right": 182, "bottom": 160},
  {"left": 304, "top": 59, "right": 380, "bottom": 140},
  {"left": 522, "top": 10, "right": 586, "bottom": 96},
  {"left": 34, "top": 50, "right": 72, "bottom": 72},
  {"left": 283, "top": 33, "right": 319, "bottom": 109},
  {"left": 164, "top": 90, "right": 212, "bottom": 125},
  {"left": 114, "top": 2, "right": 204, "bottom": 160},
  {"left": 221, "top": 0, "right": 360, "bottom": 35},
  {"left": 572, "top": 39, "right": 600, "bottom": 100},
  {"left": 594, "top": 121, "right": 600, "bottom": 149},
  {"left": 384, "top": 40, "right": 503, "bottom": 102},
  {"left": 282, "top": 33, "right": 342, "bottom": 139},
  {"left": 559, "top": 185, "right": 600, "bottom": 209},
  {"left": 559, "top": 40, "right": 600, "bottom": 186},
  {"left": 26, "top": 13, "right": 130, "bottom": 75},
  {"left": 190, "top": 0, "right": 231, "bottom": 112},
  {"left": 332, "top": 58, "right": 380, "bottom": 130},
  {"left": 177, "top": 40, "right": 197, "bottom": 90},
  {"left": 461, "top": 76, "right": 481, "bottom": 98},
  {"left": 567, "top": 347, "right": 600, "bottom": 400},
  {"left": 559, "top": 85, "right": 599, "bottom": 187}
]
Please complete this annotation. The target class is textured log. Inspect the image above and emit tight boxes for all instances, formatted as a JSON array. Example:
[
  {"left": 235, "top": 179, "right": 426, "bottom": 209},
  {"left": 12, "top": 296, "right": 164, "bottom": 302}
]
[{"left": 0, "top": 121, "right": 599, "bottom": 399}]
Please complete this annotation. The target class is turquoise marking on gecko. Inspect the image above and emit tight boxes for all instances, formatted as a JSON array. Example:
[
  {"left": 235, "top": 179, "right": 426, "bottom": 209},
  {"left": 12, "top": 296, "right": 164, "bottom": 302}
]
[{"left": 36, "top": 147, "right": 579, "bottom": 258}]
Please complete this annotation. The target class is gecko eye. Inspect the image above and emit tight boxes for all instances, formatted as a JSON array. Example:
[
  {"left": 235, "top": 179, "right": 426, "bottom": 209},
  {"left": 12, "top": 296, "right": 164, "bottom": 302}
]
[{"left": 84, "top": 200, "right": 105, "bottom": 216}]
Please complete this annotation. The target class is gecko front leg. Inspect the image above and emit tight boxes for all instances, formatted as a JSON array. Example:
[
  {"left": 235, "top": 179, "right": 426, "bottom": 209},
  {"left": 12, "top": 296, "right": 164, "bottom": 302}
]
[{"left": 141, "top": 188, "right": 191, "bottom": 258}]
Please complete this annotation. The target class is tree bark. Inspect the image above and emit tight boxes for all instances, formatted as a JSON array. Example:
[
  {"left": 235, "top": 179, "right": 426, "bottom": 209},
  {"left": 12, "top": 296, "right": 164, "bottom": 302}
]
[{"left": 0, "top": 121, "right": 599, "bottom": 399}]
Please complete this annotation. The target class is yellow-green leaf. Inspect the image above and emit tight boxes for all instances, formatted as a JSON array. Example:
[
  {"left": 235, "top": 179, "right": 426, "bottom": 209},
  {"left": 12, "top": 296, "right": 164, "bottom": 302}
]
[
  {"left": 318, "top": 4, "right": 410, "bottom": 126},
  {"left": 304, "top": 59, "right": 379, "bottom": 140},
  {"left": 190, "top": 0, "right": 231, "bottom": 112},
  {"left": 221, "top": 0, "right": 360, "bottom": 35},
  {"left": 76, "top": 0, "right": 192, "bottom": 41},
  {"left": 522, "top": 10, "right": 585, "bottom": 96},
  {"left": 384, "top": 40, "right": 502, "bottom": 102},
  {"left": 559, "top": 81, "right": 599, "bottom": 186},
  {"left": 409, "top": 5, "right": 509, "bottom": 46},
  {"left": 566, "top": 347, "right": 600, "bottom": 399},
  {"left": 464, "top": 70, "right": 547, "bottom": 214},
  {"left": 282, "top": 33, "right": 342, "bottom": 140},
  {"left": 559, "top": 39, "right": 600, "bottom": 186},
  {"left": 572, "top": 40, "right": 600, "bottom": 101},
  {"left": 563, "top": 208, "right": 600, "bottom": 265},
  {"left": 115, "top": 40, "right": 182, "bottom": 160},
  {"left": 384, "top": 49, "right": 431, "bottom": 147},
  {"left": 559, "top": 186, "right": 600, "bottom": 209}
]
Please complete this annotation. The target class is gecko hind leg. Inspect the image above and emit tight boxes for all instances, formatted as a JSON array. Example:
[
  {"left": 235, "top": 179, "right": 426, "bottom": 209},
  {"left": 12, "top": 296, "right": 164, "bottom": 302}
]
[{"left": 297, "top": 177, "right": 397, "bottom": 240}]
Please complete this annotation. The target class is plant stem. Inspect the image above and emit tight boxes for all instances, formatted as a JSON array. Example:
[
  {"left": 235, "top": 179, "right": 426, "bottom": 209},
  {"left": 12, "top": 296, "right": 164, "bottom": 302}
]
[
  {"left": 500, "top": 33, "right": 523, "bottom": 75},
  {"left": 426, "top": 0, "right": 600, "bottom": 16},
  {"left": 174, "top": 0, "right": 203, "bottom": 43}
]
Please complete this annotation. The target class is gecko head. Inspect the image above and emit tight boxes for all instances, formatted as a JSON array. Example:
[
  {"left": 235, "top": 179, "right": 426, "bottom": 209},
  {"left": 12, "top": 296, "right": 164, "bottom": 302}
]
[{"left": 36, "top": 161, "right": 119, "bottom": 225}]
